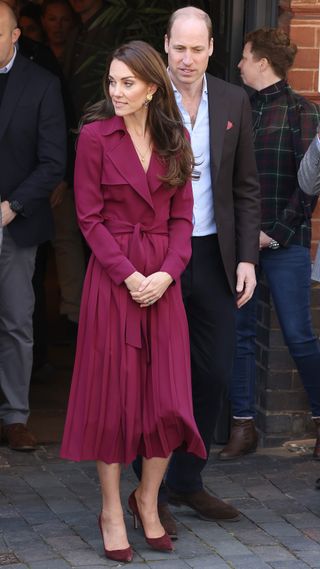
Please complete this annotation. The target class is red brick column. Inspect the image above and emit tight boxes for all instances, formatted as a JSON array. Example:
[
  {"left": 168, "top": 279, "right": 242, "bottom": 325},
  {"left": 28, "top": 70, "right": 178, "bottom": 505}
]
[{"left": 287, "top": 0, "right": 320, "bottom": 256}]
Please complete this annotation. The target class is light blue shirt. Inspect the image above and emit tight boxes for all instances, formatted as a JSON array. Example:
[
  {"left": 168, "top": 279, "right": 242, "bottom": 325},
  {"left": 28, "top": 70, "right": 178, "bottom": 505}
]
[
  {"left": 0, "top": 46, "right": 17, "bottom": 74},
  {"left": 171, "top": 75, "right": 216, "bottom": 236}
]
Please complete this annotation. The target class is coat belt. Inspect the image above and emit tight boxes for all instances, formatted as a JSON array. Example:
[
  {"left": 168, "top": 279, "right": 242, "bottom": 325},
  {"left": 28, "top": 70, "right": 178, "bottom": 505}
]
[{"left": 104, "top": 219, "right": 168, "bottom": 356}]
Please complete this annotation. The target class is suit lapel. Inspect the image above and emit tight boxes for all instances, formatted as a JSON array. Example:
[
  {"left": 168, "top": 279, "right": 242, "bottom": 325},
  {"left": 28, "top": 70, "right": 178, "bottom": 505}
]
[
  {"left": 207, "top": 74, "right": 228, "bottom": 188},
  {"left": 0, "top": 53, "right": 29, "bottom": 142}
]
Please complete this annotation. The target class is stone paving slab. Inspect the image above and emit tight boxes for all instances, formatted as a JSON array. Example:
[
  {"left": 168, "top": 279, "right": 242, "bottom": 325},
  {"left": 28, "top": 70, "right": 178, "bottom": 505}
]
[{"left": 0, "top": 444, "right": 320, "bottom": 568}]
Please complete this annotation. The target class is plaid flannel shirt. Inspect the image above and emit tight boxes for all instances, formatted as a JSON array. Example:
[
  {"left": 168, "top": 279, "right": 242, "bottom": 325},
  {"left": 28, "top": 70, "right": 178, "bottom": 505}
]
[{"left": 251, "top": 79, "right": 320, "bottom": 247}]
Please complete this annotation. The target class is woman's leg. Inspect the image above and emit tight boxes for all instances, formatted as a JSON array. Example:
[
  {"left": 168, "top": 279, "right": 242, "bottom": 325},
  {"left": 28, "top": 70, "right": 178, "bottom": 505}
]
[
  {"left": 135, "top": 455, "right": 171, "bottom": 539},
  {"left": 97, "top": 461, "right": 130, "bottom": 551}
]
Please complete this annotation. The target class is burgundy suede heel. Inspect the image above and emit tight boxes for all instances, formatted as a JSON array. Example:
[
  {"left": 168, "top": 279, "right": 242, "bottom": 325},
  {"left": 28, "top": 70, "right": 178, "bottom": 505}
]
[
  {"left": 98, "top": 514, "right": 133, "bottom": 563},
  {"left": 128, "top": 491, "right": 173, "bottom": 552}
]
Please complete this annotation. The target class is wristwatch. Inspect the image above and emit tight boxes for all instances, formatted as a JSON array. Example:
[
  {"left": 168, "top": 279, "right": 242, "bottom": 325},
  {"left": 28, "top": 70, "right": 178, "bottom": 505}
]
[
  {"left": 268, "top": 239, "right": 280, "bottom": 250},
  {"left": 9, "top": 200, "right": 24, "bottom": 215}
]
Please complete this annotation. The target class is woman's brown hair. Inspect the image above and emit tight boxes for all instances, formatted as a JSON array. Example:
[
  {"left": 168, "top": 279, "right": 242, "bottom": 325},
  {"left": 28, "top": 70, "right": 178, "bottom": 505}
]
[{"left": 81, "top": 40, "right": 194, "bottom": 188}]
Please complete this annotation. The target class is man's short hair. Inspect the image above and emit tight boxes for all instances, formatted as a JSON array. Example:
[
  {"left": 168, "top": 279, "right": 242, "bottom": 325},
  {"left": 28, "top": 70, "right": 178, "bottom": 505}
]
[
  {"left": 166, "top": 6, "right": 212, "bottom": 43},
  {"left": 245, "top": 27, "right": 297, "bottom": 79},
  {"left": 0, "top": 0, "right": 18, "bottom": 27}
]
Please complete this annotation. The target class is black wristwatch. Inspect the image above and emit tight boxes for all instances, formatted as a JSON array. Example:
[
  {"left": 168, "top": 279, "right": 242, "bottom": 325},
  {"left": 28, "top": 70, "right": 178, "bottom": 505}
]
[{"left": 9, "top": 200, "right": 24, "bottom": 215}]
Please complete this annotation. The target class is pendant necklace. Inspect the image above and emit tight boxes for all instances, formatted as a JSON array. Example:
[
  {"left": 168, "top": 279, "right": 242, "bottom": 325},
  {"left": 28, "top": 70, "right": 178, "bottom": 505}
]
[{"left": 132, "top": 140, "right": 151, "bottom": 163}]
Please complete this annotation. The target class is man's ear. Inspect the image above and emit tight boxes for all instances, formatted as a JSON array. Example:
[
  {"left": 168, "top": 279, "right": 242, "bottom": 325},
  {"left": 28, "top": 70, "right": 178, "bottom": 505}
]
[
  {"left": 12, "top": 27, "right": 21, "bottom": 44},
  {"left": 259, "top": 57, "right": 269, "bottom": 72},
  {"left": 209, "top": 37, "right": 214, "bottom": 57},
  {"left": 164, "top": 34, "right": 169, "bottom": 54}
]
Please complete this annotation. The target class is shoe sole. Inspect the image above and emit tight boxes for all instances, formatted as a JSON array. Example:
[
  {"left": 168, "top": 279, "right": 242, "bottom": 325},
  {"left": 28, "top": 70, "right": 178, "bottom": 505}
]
[
  {"left": 168, "top": 499, "right": 241, "bottom": 522},
  {"left": 218, "top": 446, "right": 258, "bottom": 461}
]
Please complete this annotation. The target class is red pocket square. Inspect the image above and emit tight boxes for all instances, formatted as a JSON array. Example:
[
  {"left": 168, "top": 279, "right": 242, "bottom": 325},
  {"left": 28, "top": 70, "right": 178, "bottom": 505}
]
[{"left": 226, "top": 120, "right": 233, "bottom": 130}]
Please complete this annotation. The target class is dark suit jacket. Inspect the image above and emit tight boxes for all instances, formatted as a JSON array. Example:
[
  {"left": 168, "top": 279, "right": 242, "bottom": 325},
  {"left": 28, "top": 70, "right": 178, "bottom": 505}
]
[
  {"left": 0, "top": 52, "right": 66, "bottom": 247},
  {"left": 206, "top": 73, "right": 260, "bottom": 293}
]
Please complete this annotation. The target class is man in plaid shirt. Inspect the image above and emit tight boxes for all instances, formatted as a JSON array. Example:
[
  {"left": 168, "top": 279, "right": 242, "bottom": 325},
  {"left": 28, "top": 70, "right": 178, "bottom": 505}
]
[{"left": 219, "top": 28, "right": 320, "bottom": 460}]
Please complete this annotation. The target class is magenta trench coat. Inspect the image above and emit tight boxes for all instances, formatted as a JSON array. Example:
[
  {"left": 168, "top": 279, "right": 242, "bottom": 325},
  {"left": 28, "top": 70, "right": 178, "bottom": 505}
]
[{"left": 60, "top": 115, "right": 206, "bottom": 465}]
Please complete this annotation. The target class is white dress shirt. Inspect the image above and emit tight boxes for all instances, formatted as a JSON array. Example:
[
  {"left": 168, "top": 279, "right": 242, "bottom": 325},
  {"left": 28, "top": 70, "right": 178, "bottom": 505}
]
[{"left": 171, "top": 75, "right": 217, "bottom": 236}]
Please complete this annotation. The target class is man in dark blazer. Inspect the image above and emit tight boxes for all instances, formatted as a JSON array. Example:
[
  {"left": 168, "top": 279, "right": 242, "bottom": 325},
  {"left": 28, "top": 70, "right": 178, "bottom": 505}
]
[
  {"left": 133, "top": 6, "right": 260, "bottom": 536},
  {"left": 0, "top": 1, "right": 66, "bottom": 450},
  {"left": 161, "top": 6, "right": 260, "bottom": 528}
]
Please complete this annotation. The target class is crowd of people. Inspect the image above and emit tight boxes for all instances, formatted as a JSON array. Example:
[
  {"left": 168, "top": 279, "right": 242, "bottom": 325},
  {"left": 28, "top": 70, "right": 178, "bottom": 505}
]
[{"left": 0, "top": 1, "right": 319, "bottom": 562}]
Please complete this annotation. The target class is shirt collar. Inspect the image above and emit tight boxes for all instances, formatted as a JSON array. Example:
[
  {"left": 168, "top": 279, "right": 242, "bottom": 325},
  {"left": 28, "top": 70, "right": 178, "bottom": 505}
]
[
  {"left": 0, "top": 45, "right": 17, "bottom": 74},
  {"left": 252, "top": 79, "right": 288, "bottom": 104}
]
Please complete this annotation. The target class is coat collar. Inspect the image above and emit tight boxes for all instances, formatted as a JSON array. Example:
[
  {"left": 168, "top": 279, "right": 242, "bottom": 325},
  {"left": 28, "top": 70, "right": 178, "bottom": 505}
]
[
  {"left": 0, "top": 53, "right": 30, "bottom": 142},
  {"left": 99, "top": 115, "right": 165, "bottom": 208}
]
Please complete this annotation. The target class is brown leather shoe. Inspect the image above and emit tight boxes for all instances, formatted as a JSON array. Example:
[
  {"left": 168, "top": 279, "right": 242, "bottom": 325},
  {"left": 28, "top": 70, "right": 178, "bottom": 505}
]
[
  {"left": 313, "top": 418, "right": 320, "bottom": 460},
  {"left": 158, "top": 503, "right": 178, "bottom": 540},
  {"left": 218, "top": 418, "right": 258, "bottom": 460},
  {"left": 2, "top": 423, "right": 37, "bottom": 451},
  {"left": 167, "top": 488, "right": 240, "bottom": 522}
]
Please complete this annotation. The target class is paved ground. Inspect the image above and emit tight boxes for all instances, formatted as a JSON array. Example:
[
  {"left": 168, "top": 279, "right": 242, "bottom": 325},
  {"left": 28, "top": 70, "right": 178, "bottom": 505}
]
[{"left": 1, "top": 442, "right": 320, "bottom": 569}]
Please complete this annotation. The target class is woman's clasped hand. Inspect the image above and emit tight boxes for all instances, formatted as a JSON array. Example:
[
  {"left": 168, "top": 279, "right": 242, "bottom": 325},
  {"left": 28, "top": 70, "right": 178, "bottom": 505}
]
[{"left": 125, "top": 271, "right": 173, "bottom": 307}]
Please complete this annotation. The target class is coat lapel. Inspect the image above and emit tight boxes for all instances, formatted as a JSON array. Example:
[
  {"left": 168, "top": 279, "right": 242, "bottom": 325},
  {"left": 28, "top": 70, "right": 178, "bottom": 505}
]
[
  {"left": 147, "top": 152, "right": 167, "bottom": 193},
  {"left": 0, "top": 53, "right": 29, "bottom": 142},
  {"left": 207, "top": 74, "right": 228, "bottom": 188},
  {"left": 101, "top": 117, "right": 155, "bottom": 210}
]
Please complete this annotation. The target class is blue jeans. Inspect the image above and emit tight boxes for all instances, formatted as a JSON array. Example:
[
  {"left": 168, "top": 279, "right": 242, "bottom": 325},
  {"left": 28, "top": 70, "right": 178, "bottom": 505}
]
[{"left": 231, "top": 245, "right": 320, "bottom": 418}]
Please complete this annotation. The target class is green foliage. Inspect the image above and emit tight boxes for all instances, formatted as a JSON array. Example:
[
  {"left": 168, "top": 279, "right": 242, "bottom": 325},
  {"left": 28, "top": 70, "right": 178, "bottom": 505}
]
[
  {"left": 89, "top": 0, "right": 182, "bottom": 51},
  {"left": 76, "top": 0, "right": 208, "bottom": 106}
]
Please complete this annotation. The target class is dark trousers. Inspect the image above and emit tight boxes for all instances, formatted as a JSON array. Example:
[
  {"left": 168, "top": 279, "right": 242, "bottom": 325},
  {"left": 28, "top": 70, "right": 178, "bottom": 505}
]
[{"left": 133, "top": 235, "right": 236, "bottom": 497}]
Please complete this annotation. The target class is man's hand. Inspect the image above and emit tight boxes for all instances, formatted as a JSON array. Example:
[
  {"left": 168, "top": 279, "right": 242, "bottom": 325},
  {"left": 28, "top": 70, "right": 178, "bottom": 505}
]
[
  {"left": 259, "top": 230, "right": 273, "bottom": 249},
  {"left": 50, "top": 180, "right": 68, "bottom": 208},
  {"left": 131, "top": 271, "right": 173, "bottom": 308},
  {"left": 0, "top": 200, "right": 16, "bottom": 226},
  {"left": 236, "top": 262, "right": 256, "bottom": 308}
]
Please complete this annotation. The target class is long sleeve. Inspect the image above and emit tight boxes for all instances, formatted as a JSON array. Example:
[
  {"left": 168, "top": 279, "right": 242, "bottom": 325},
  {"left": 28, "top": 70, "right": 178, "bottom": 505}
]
[
  {"left": 298, "top": 135, "right": 320, "bottom": 196},
  {"left": 160, "top": 178, "right": 193, "bottom": 280},
  {"left": 74, "top": 125, "right": 136, "bottom": 284},
  {"left": 9, "top": 75, "right": 66, "bottom": 215}
]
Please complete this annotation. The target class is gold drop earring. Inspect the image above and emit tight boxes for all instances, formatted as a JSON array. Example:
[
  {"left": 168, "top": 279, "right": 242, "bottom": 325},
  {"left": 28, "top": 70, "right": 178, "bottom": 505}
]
[{"left": 144, "top": 93, "right": 153, "bottom": 107}]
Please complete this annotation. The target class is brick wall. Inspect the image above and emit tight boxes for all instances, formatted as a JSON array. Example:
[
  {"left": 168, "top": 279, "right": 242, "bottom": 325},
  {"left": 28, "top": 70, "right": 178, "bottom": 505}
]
[{"left": 287, "top": 0, "right": 320, "bottom": 255}]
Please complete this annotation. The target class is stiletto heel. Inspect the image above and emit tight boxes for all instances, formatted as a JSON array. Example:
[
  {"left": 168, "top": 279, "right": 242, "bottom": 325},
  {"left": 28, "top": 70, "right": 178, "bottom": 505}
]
[
  {"left": 98, "top": 514, "right": 133, "bottom": 563},
  {"left": 132, "top": 511, "right": 138, "bottom": 530},
  {"left": 128, "top": 491, "right": 173, "bottom": 552}
]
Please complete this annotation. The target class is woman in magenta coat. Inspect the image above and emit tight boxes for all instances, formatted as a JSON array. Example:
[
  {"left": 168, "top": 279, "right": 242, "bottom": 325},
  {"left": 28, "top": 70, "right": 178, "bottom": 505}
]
[{"left": 60, "top": 40, "right": 206, "bottom": 562}]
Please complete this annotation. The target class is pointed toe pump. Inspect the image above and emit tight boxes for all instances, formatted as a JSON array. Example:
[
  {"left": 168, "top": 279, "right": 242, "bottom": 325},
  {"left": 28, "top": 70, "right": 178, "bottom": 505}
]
[
  {"left": 128, "top": 491, "right": 173, "bottom": 552},
  {"left": 98, "top": 514, "right": 133, "bottom": 563}
]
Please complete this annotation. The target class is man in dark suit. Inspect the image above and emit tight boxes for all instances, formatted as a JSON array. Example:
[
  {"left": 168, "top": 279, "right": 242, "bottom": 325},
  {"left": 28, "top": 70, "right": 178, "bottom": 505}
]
[
  {"left": 161, "top": 5, "right": 260, "bottom": 527},
  {"left": 133, "top": 6, "right": 260, "bottom": 536},
  {"left": 0, "top": 0, "right": 66, "bottom": 450}
]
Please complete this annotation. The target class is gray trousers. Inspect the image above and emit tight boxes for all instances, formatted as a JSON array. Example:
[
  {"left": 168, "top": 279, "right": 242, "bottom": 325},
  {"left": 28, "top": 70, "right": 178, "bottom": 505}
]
[{"left": 0, "top": 228, "right": 36, "bottom": 425}]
